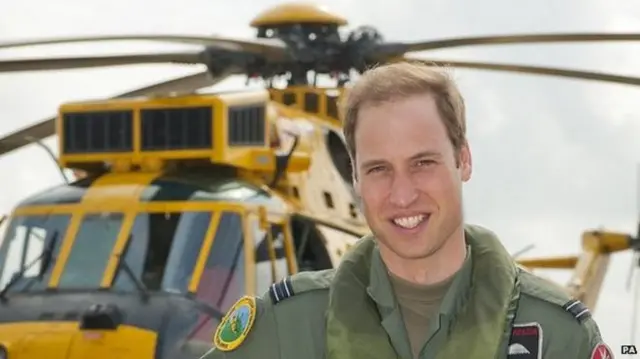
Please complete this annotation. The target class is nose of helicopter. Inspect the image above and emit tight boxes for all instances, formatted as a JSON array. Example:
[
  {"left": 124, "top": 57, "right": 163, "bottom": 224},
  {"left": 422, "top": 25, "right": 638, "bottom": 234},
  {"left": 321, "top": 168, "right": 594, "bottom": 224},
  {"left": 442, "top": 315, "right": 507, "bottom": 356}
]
[
  {"left": 0, "top": 301, "right": 158, "bottom": 359},
  {"left": 0, "top": 324, "right": 157, "bottom": 359}
]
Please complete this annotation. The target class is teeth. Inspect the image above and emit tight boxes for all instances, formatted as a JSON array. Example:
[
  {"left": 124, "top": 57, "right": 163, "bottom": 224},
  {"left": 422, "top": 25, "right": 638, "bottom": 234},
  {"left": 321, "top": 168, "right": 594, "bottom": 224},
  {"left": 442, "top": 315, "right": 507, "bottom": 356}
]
[{"left": 393, "top": 215, "right": 426, "bottom": 229}]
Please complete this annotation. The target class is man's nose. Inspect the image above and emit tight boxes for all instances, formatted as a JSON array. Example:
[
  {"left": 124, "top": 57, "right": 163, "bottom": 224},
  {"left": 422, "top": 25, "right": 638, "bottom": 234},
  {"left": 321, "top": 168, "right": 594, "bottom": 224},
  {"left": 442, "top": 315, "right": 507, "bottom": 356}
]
[{"left": 388, "top": 172, "right": 418, "bottom": 208}]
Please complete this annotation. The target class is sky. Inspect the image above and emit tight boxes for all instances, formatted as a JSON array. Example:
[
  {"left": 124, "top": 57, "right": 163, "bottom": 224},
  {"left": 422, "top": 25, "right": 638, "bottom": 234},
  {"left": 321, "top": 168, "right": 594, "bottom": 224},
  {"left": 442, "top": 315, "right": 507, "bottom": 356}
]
[{"left": 1, "top": 0, "right": 640, "bottom": 351}]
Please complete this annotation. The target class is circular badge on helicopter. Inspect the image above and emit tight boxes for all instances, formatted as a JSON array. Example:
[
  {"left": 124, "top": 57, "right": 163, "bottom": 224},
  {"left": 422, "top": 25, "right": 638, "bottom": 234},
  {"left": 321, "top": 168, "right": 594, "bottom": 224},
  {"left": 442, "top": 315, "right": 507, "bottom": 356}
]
[{"left": 214, "top": 295, "right": 257, "bottom": 351}]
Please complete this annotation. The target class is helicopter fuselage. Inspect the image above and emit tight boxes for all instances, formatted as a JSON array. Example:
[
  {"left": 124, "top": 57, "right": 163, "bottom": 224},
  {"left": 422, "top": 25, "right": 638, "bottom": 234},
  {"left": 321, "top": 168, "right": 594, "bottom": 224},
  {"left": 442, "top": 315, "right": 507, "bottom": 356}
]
[
  {"left": 0, "top": 87, "right": 366, "bottom": 359},
  {"left": 0, "top": 169, "right": 293, "bottom": 358}
]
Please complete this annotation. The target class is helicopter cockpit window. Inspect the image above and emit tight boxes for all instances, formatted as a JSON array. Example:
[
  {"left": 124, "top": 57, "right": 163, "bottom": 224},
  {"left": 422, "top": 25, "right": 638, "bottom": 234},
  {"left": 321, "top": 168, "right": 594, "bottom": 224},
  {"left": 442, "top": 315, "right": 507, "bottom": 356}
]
[
  {"left": 186, "top": 211, "right": 246, "bottom": 343},
  {"left": 194, "top": 211, "right": 245, "bottom": 314},
  {"left": 0, "top": 214, "right": 70, "bottom": 292},
  {"left": 58, "top": 213, "right": 123, "bottom": 289},
  {"left": 112, "top": 211, "right": 211, "bottom": 293}
]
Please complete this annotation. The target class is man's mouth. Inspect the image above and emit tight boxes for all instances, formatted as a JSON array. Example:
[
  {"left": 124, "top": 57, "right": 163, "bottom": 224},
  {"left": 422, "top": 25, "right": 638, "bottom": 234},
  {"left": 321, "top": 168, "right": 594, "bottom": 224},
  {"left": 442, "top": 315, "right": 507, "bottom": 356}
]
[{"left": 391, "top": 214, "right": 429, "bottom": 229}]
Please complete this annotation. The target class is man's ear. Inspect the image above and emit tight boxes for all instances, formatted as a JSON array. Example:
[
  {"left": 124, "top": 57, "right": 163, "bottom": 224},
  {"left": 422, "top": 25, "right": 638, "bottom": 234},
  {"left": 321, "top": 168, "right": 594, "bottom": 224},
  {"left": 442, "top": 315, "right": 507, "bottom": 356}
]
[{"left": 459, "top": 143, "right": 472, "bottom": 182}]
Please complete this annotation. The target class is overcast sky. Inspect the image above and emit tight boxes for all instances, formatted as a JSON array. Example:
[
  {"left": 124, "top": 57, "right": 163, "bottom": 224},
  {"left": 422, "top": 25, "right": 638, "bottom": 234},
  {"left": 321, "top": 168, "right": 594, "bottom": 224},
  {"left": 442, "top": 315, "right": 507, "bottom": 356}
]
[{"left": 1, "top": 0, "right": 639, "bottom": 350}]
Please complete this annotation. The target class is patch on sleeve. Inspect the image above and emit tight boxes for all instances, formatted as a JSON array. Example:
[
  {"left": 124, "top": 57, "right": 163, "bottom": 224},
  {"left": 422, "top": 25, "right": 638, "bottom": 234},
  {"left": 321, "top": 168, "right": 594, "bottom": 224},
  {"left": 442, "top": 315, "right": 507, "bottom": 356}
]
[
  {"left": 269, "top": 276, "right": 295, "bottom": 304},
  {"left": 507, "top": 322, "right": 542, "bottom": 359},
  {"left": 590, "top": 342, "right": 613, "bottom": 359},
  {"left": 562, "top": 299, "right": 592, "bottom": 323},
  {"left": 213, "top": 296, "right": 257, "bottom": 352}
]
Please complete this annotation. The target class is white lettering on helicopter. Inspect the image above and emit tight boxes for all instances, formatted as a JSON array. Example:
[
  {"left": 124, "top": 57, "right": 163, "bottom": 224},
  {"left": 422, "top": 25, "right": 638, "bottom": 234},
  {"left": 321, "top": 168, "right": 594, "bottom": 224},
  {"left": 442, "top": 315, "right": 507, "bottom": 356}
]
[
  {"left": 272, "top": 116, "right": 316, "bottom": 153},
  {"left": 275, "top": 117, "right": 315, "bottom": 138}
]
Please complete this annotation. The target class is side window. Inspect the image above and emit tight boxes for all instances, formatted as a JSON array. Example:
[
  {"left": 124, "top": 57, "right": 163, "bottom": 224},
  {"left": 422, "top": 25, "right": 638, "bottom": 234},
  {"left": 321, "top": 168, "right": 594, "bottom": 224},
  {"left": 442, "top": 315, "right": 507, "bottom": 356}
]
[
  {"left": 253, "top": 216, "right": 274, "bottom": 296},
  {"left": 0, "top": 214, "right": 70, "bottom": 292},
  {"left": 0, "top": 231, "right": 22, "bottom": 288},
  {"left": 191, "top": 211, "right": 246, "bottom": 344},
  {"left": 59, "top": 213, "right": 123, "bottom": 289},
  {"left": 271, "top": 224, "right": 289, "bottom": 280},
  {"left": 0, "top": 224, "right": 44, "bottom": 288}
]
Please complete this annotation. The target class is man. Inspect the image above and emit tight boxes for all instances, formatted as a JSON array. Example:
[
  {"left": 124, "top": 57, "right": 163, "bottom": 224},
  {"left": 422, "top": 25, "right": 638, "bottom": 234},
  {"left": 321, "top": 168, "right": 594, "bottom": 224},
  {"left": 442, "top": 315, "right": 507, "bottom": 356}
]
[{"left": 201, "top": 61, "right": 612, "bottom": 359}]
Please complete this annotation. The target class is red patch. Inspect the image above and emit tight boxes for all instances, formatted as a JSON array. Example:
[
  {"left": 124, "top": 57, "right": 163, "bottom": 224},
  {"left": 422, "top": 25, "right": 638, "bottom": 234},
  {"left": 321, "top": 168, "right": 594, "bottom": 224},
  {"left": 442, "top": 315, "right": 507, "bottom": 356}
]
[
  {"left": 590, "top": 343, "right": 613, "bottom": 359},
  {"left": 507, "top": 323, "right": 542, "bottom": 359},
  {"left": 512, "top": 326, "right": 539, "bottom": 336}
]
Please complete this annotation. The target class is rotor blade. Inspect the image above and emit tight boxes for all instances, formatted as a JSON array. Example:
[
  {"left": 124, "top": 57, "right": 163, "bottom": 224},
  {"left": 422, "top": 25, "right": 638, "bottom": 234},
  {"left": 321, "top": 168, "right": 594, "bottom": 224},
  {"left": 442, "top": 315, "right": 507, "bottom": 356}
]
[
  {"left": 0, "top": 52, "right": 203, "bottom": 73},
  {"left": 403, "top": 57, "right": 640, "bottom": 86},
  {"left": 0, "top": 35, "right": 286, "bottom": 59},
  {"left": 380, "top": 33, "right": 640, "bottom": 55},
  {"left": 0, "top": 68, "right": 237, "bottom": 156},
  {"left": 512, "top": 243, "right": 535, "bottom": 259}
]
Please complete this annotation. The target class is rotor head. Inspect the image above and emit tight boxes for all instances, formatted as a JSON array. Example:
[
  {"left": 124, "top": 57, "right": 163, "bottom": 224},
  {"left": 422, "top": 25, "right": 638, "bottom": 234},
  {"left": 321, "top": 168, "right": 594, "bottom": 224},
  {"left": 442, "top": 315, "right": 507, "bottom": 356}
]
[{"left": 249, "top": 2, "right": 348, "bottom": 28}]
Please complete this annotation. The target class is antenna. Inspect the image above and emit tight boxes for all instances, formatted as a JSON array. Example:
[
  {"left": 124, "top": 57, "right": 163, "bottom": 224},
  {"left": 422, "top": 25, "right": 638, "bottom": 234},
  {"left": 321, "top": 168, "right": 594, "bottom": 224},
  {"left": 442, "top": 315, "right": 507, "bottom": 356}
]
[
  {"left": 512, "top": 243, "right": 536, "bottom": 259},
  {"left": 25, "top": 136, "right": 69, "bottom": 184}
]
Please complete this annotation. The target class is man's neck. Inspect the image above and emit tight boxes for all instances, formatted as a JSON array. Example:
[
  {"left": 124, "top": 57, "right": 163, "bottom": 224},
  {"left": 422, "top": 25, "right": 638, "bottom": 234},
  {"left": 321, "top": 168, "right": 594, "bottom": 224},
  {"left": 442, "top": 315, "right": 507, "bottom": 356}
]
[{"left": 381, "top": 226, "right": 467, "bottom": 286}]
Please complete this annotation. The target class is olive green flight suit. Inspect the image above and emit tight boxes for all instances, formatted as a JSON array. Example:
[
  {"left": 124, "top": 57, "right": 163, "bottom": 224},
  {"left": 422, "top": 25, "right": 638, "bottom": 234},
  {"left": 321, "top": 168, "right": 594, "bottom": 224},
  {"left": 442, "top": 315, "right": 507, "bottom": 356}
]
[{"left": 202, "top": 224, "right": 609, "bottom": 359}]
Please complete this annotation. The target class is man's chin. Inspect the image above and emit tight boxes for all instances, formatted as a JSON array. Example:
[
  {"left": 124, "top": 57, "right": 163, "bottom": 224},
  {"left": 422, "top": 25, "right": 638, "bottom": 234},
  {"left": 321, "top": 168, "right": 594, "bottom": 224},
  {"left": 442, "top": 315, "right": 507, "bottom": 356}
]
[
  {"left": 378, "top": 239, "right": 438, "bottom": 261},
  {"left": 393, "top": 246, "right": 437, "bottom": 260}
]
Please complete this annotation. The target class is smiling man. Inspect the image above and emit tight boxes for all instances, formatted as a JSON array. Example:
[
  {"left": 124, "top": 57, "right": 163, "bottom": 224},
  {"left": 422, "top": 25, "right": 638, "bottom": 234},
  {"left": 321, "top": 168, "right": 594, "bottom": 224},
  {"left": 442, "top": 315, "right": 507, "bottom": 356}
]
[{"left": 201, "top": 61, "right": 611, "bottom": 359}]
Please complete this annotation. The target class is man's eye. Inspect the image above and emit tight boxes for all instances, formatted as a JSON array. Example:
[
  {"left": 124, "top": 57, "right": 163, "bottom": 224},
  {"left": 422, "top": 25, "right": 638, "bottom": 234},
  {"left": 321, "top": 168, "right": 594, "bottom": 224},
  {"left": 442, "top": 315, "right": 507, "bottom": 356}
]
[{"left": 417, "top": 160, "right": 436, "bottom": 167}]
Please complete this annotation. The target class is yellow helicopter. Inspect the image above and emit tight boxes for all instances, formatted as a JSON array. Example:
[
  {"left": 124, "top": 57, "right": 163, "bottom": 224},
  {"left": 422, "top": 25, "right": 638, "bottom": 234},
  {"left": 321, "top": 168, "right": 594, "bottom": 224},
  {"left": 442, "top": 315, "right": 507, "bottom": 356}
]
[{"left": 0, "top": 2, "right": 639, "bottom": 358}]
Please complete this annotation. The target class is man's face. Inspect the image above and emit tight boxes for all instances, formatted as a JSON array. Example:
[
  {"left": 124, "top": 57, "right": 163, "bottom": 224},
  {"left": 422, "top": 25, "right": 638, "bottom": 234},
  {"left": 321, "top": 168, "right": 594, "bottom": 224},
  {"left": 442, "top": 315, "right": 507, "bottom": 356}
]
[{"left": 353, "top": 93, "right": 472, "bottom": 261}]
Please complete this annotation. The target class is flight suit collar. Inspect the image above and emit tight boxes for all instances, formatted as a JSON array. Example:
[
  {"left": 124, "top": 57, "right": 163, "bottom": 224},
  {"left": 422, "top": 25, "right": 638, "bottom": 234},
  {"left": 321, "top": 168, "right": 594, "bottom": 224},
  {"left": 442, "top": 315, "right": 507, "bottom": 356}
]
[
  {"left": 325, "top": 225, "right": 519, "bottom": 359},
  {"left": 366, "top": 233, "right": 473, "bottom": 317},
  {"left": 438, "top": 243, "right": 472, "bottom": 321},
  {"left": 366, "top": 247, "right": 395, "bottom": 309},
  {"left": 366, "top": 247, "right": 412, "bottom": 358},
  {"left": 365, "top": 235, "right": 473, "bottom": 359}
]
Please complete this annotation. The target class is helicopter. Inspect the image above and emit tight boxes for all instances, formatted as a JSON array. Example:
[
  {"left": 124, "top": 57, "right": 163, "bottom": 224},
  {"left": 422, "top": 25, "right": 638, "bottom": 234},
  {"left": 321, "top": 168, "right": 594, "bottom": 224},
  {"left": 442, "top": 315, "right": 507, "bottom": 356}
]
[{"left": 0, "top": 2, "right": 639, "bottom": 358}]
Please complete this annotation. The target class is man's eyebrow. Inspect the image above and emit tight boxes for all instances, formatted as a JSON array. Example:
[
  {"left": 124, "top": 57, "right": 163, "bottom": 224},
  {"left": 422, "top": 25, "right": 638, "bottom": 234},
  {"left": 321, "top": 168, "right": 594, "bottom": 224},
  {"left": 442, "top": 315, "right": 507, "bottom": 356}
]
[
  {"left": 409, "top": 151, "right": 442, "bottom": 160},
  {"left": 359, "top": 151, "right": 442, "bottom": 169},
  {"left": 360, "top": 159, "right": 387, "bottom": 169}
]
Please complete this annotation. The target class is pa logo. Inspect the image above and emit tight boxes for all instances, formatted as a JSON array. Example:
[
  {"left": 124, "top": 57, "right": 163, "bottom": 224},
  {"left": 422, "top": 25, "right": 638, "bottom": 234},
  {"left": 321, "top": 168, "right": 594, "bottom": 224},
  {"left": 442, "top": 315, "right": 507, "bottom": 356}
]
[{"left": 622, "top": 345, "right": 638, "bottom": 355}]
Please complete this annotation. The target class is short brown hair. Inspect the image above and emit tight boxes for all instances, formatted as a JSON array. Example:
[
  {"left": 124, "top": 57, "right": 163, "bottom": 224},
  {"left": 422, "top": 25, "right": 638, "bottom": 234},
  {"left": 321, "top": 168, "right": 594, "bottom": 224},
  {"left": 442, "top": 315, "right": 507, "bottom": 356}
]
[{"left": 341, "top": 60, "right": 467, "bottom": 168}]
